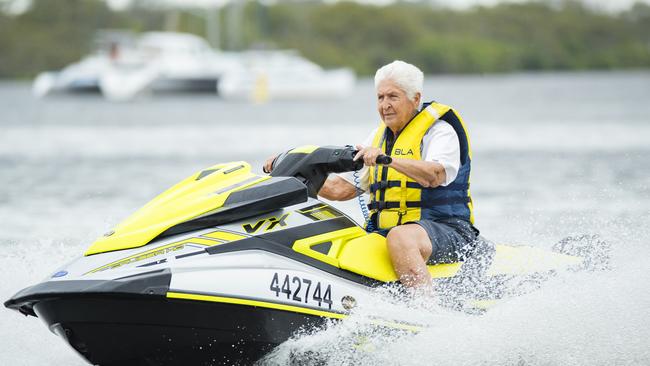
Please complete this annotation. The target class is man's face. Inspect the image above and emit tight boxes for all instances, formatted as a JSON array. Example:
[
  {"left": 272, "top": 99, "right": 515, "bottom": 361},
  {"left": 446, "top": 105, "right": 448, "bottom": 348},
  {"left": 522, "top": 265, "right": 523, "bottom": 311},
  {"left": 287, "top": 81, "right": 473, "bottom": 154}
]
[{"left": 376, "top": 79, "right": 420, "bottom": 133}]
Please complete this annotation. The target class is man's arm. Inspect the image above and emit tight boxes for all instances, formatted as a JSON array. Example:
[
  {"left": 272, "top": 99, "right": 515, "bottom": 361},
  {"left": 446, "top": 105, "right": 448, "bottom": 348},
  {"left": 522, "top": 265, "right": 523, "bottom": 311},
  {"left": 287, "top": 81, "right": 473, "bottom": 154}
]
[
  {"left": 355, "top": 146, "right": 447, "bottom": 188},
  {"left": 318, "top": 175, "right": 359, "bottom": 201},
  {"left": 388, "top": 158, "right": 446, "bottom": 188}
]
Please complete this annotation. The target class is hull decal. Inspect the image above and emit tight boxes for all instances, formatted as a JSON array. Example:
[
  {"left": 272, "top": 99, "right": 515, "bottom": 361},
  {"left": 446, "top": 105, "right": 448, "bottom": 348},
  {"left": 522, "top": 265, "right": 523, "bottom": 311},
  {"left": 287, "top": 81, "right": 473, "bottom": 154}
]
[
  {"left": 166, "top": 291, "right": 347, "bottom": 319},
  {"left": 204, "top": 217, "right": 382, "bottom": 286},
  {"left": 297, "top": 204, "right": 344, "bottom": 222},
  {"left": 242, "top": 213, "right": 290, "bottom": 234},
  {"left": 86, "top": 238, "right": 214, "bottom": 274},
  {"left": 201, "top": 230, "right": 248, "bottom": 243}
]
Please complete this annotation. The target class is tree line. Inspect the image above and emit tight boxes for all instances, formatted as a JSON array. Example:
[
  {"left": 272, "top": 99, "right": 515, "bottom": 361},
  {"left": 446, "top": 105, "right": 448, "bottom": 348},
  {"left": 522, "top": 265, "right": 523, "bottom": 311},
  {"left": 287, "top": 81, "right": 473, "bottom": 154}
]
[{"left": 1, "top": 0, "right": 649, "bottom": 78}]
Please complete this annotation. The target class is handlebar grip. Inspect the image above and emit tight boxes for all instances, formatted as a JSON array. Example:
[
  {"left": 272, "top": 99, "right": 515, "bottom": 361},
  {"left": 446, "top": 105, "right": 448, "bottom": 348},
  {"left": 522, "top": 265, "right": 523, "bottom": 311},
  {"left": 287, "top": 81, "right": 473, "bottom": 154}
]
[{"left": 376, "top": 155, "right": 392, "bottom": 165}]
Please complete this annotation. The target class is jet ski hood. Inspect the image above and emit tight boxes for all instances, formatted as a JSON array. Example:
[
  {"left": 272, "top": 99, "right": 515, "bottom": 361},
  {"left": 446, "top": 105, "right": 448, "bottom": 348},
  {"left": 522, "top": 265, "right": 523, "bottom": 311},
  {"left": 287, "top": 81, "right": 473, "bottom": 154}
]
[{"left": 86, "top": 161, "right": 308, "bottom": 256}]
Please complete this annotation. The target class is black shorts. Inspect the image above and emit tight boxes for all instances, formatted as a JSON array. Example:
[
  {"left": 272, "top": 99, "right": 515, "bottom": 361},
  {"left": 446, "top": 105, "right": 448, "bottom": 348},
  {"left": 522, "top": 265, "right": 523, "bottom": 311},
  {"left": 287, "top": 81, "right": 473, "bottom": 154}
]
[{"left": 410, "top": 218, "right": 479, "bottom": 264}]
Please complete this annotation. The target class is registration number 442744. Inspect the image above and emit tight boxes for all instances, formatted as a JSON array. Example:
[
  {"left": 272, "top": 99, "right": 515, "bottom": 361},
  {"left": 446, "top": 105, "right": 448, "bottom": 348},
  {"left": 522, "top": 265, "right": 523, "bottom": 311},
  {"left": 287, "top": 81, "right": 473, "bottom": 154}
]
[{"left": 269, "top": 273, "right": 333, "bottom": 310}]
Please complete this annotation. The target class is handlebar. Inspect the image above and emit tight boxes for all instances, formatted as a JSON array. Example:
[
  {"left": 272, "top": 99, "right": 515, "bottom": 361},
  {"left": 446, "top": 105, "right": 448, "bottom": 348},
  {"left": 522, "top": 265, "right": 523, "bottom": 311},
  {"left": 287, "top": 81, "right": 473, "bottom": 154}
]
[
  {"left": 270, "top": 146, "right": 392, "bottom": 174},
  {"left": 352, "top": 150, "right": 392, "bottom": 167},
  {"left": 269, "top": 145, "right": 393, "bottom": 198},
  {"left": 375, "top": 154, "right": 392, "bottom": 165},
  {"left": 330, "top": 148, "right": 392, "bottom": 172}
]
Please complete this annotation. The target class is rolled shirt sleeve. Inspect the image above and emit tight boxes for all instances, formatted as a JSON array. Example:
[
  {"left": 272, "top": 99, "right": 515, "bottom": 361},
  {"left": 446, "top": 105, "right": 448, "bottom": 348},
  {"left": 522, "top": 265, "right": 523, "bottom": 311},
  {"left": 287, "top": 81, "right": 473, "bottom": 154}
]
[{"left": 422, "top": 121, "right": 460, "bottom": 186}]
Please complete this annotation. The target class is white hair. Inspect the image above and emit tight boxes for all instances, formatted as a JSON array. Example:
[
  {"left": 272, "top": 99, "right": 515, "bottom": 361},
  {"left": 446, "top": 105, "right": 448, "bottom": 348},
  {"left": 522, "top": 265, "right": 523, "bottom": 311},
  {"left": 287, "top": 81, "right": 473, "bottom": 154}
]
[{"left": 374, "top": 60, "right": 423, "bottom": 101}]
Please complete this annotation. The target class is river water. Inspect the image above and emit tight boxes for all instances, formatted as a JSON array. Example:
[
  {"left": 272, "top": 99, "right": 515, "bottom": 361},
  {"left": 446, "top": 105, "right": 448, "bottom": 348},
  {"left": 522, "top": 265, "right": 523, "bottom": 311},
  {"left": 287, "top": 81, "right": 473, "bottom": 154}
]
[{"left": 1, "top": 71, "right": 649, "bottom": 365}]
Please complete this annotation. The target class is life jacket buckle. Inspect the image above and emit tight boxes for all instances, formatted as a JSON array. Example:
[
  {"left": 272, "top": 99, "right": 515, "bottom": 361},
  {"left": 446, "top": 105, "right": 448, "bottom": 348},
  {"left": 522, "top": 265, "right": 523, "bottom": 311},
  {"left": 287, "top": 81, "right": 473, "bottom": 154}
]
[{"left": 395, "top": 211, "right": 401, "bottom": 225}]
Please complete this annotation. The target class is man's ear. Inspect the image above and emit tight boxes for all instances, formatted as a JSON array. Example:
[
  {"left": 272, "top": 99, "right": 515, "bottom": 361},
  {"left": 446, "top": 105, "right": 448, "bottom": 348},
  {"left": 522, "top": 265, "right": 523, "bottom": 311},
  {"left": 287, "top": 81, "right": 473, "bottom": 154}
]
[{"left": 414, "top": 92, "right": 421, "bottom": 106}]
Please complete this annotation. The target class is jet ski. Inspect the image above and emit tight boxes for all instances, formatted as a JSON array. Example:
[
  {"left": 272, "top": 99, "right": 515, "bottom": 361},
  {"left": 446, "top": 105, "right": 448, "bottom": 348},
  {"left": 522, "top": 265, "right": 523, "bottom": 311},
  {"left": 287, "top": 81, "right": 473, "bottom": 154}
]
[{"left": 4, "top": 145, "right": 598, "bottom": 365}]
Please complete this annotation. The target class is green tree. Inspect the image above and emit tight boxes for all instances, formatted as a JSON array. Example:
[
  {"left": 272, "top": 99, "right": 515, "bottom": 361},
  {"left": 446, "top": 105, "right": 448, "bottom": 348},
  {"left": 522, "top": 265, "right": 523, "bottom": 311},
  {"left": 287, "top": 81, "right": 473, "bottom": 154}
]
[{"left": 1, "top": 0, "right": 649, "bottom": 78}]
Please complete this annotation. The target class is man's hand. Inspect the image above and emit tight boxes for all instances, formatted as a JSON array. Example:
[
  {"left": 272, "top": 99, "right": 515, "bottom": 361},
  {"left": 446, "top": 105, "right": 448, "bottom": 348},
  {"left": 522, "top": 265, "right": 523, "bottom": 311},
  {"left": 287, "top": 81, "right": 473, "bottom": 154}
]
[
  {"left": 354, "top": 145, "right": 447, "bottom": 188},
  {"left": 354, "top": 144, "right": 385, "bottom": 167},
  {"left": 263, "top": 154, "right": 278, "bottom": 174}
]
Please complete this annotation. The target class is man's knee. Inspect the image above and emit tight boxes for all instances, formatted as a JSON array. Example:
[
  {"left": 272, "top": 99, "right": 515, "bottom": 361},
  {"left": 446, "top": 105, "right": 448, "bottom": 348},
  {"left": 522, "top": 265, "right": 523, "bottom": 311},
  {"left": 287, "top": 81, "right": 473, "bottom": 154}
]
[
  {"left": 386, "top": 225, "right": 409, "bottom": 250},
  {"left": 386, "top": 225, "right": 432, "bottom": 259}
]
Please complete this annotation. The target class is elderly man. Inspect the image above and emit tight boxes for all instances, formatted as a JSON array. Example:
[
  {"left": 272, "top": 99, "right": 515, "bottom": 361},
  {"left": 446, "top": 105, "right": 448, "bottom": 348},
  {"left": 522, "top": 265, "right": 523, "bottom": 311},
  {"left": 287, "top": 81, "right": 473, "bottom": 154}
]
[{"left": 267, "top": 60, "right": 478, "bottom": 291}]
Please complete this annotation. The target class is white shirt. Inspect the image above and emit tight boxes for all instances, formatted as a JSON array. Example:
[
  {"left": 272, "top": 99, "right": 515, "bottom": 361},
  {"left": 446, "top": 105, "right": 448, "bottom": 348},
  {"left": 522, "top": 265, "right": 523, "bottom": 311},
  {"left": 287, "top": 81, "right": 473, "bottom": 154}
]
[{"left": 339, "top": 120, "right": 461, "bottom": 191}]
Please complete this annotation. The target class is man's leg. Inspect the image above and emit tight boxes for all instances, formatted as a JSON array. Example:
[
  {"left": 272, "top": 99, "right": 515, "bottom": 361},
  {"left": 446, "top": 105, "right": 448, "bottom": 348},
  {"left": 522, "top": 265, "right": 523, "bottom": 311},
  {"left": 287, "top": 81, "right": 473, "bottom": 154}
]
[{"left": 386, "top": 224, "right": 433, "bottom": 288}]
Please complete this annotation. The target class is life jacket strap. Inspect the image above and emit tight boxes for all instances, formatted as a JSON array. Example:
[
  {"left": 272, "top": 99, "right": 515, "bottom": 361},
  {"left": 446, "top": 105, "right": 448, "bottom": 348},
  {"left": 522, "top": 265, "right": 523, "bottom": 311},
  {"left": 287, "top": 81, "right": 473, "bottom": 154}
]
[
  {"left": 369, "top": 181, "right": 470, "bottom": 194},
  {"left": 368, "top": 196, "right": 471, "bottom": 211}
]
